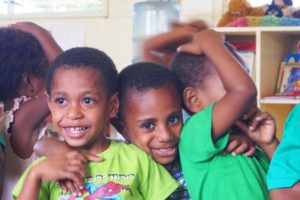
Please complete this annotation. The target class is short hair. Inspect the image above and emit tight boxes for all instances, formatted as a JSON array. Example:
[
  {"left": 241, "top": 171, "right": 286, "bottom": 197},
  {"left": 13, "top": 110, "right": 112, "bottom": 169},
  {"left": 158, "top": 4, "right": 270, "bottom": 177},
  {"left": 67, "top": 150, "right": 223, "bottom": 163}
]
[
  {"left": 46, "top": 47, "right": 118, "bottom": 97},
  {"left": 284, "top": 0, "right": 293, "bottom": 6},
  {"left": 118, "top": 62, "right": 183, "bottom": 119},
  {"left": 0, "top": 27, "right": 48, "bottom": 101},
  {"left": 170, "top": 42, "right": 249, "bottom": 89}
]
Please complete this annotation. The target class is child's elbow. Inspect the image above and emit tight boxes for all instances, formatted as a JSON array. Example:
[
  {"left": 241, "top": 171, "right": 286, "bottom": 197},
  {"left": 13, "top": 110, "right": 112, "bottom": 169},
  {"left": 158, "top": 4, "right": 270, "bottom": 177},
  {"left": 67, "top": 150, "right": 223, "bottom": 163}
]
[{"left": 240, "top": 82, "right": 257, "bottom": 102}]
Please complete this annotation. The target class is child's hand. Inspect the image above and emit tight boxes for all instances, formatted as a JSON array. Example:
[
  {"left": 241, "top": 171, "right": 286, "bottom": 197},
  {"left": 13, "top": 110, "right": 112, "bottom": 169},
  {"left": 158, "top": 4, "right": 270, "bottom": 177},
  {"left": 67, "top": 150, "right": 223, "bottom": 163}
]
[
  {"left": 58, "top": 150, "right": 103, "bottom": 197},
  {"left": 32, "top": 151, "right": 87, "bottom": 185},
  {"left": 177, "top": 29, "right": 223, "bottom": 55},
  {"left": 9, "top": 22, "right": 45, "bottom": 36},
  {"left": 235, "top": 111, "right": 277, "bottom": 147},
  {"left": 225, "top": 131, "right": 256, "bottom": 157}
]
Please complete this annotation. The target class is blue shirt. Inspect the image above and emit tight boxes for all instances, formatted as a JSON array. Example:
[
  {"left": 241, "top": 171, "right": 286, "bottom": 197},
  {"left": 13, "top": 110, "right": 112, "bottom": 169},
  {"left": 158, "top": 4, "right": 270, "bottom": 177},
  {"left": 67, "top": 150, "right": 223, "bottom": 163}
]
[{"left": 268, "top": 104, "right": 300, "bottom": 190}]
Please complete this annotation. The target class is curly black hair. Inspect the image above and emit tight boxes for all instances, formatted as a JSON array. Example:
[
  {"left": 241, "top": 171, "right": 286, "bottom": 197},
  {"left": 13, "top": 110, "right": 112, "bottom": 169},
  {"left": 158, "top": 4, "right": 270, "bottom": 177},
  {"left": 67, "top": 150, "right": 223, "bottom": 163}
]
[
  {"left": 46, "top": 47, "right": 118, "bottom": 97},
  {"left": 0, "top": 27, "right": 48, "bottom": 101},
  {"left": 118, "top": 62, "right": 183, "bottom": 119},
  {"left": 170, "top": 42, "right": 249, "bottom": 89}
]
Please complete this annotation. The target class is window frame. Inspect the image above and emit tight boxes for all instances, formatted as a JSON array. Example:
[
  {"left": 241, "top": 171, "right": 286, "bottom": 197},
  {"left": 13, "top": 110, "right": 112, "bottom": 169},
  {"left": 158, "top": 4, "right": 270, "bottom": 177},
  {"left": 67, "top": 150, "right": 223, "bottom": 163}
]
[{"left": 0, "top": 0, "right": 108, "bottom": 19}]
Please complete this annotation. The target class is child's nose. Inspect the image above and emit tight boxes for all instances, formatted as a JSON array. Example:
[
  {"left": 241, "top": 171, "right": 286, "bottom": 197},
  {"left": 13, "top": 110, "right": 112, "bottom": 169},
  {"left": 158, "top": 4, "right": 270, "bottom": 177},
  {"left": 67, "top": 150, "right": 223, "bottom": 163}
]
[
  {"left": 157, "top": 126, "right": 174, "bottom": 142},
  {"left": 67, "top": 103, "right": 83, "bottom": 119}
]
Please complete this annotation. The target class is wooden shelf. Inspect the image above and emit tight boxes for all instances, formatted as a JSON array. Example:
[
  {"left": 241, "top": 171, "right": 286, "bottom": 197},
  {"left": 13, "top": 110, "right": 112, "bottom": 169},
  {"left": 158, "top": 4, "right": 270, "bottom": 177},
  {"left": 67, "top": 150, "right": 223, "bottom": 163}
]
[
  {"left": 215, "top": 26, "right": 300, "bottom": 138},
  {"left": 261, "top": 96, "right": 300, "bottom": 105}
]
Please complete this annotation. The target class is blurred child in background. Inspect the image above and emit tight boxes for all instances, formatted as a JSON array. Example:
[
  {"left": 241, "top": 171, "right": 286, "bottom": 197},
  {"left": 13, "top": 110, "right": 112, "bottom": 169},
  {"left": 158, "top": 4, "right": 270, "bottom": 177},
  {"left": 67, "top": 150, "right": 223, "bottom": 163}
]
[{"left": 0, "top": 22, "right": 62, "bottom": 200}]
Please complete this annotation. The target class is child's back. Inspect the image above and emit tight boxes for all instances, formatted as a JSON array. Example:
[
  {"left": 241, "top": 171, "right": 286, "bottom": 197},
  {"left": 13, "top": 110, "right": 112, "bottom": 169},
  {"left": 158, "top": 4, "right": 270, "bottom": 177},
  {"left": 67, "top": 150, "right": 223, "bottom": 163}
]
[{"left": 0, "top": 23, "right": 62, "bottom": 200}]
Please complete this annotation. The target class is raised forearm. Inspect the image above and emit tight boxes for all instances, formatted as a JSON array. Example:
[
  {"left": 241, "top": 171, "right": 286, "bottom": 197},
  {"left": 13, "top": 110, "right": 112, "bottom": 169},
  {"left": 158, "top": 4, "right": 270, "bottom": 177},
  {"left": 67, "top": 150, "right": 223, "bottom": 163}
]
[{"left": 10, "top": 96, "right": 50, "bottom": 159}]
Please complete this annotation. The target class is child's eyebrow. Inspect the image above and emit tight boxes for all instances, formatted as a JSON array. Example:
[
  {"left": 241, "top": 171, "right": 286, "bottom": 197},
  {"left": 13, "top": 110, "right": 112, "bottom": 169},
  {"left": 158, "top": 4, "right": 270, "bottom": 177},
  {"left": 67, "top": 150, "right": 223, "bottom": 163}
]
[
  {"left": 136, "top": 118, "right": 157, "bottom": 123},
  {"left": 80, "top": 91, "right": 101, "bottom": 96},
  {"left": 50, "top": 91, "right": 66, "bottom": 97}
]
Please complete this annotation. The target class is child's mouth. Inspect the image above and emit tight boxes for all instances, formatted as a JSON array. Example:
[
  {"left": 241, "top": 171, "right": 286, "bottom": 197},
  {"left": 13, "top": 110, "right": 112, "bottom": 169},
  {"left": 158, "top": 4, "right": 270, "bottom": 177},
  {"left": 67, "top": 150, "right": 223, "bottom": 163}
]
[
  {"left": 152, "top": 146, "right": 177, "bottom": 157},
  {"left": 65, "top": 126, "right": 88, "bottom": 138}
]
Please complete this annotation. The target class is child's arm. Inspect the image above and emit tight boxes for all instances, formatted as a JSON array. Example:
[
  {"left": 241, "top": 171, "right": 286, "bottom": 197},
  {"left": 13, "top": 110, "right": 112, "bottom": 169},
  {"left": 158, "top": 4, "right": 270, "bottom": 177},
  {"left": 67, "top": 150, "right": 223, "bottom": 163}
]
[
  {"left": 179, "top": 29, "right": 257, "bottom": 141},
  {"left": 142, "top": 20, "right": 207, "bottom": 66},
  {"left": 15, "top": 151, "right": 88, "bottom": 200},
  {"left": 10, "top": 95, "right": 49, "bottom": 159},
  {"left": 34, "top": 137, "right": 73, "bottom": 157},
  {"left": 11, "top": 22, "right": 63, "bottom": 62},
  {"left": 235, "top": 111, "right": 279, "bottom": 160},
  {"left": 9, "top": 22, "right": 62, "bottom": 159}
]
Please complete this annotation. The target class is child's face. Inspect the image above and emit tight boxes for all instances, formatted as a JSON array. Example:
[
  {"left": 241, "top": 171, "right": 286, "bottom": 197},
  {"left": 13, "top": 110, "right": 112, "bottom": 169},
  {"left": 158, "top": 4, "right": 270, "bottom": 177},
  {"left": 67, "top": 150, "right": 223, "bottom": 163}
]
[
  {"left": 122, "top": 85, "right": 182, "bottom": 165},
  {"left": 48, "top": 67, "right": 117, "bottom": 154}
]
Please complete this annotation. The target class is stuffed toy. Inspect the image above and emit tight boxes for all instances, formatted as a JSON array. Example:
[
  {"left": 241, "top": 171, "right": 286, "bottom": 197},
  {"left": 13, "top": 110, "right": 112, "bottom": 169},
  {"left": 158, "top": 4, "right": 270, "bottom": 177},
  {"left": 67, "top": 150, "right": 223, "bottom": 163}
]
[
  {"left": 217, "top": 0, "right": 267, "bottom": 27},
  {"left": 265, "top": 0, "right": 293, "bottom": 17}
]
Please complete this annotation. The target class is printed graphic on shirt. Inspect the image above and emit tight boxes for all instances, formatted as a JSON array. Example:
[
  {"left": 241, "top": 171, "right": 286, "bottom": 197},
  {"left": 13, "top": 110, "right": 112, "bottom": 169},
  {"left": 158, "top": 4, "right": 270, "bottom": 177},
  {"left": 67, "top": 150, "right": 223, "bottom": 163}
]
[{"left": 58, "top": 173, "right": 134, "bottom": 199}]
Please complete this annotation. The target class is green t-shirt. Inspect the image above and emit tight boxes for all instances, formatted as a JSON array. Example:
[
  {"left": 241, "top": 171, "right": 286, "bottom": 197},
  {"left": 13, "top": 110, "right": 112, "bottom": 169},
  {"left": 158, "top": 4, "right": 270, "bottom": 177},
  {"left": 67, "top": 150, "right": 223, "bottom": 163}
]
[
  {"left": 179, "top": 104, "right": 270, "bottom": 200},
  {"left": 13, "top": 140, "right": 179, "bottom": 200}
]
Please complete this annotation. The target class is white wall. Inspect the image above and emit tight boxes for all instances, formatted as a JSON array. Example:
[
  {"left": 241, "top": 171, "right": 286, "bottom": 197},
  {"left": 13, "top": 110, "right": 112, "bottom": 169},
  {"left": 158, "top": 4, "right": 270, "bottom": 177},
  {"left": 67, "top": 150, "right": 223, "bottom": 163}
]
[{"left": 0, "top": 0, "right": 220, "bottom": 71}]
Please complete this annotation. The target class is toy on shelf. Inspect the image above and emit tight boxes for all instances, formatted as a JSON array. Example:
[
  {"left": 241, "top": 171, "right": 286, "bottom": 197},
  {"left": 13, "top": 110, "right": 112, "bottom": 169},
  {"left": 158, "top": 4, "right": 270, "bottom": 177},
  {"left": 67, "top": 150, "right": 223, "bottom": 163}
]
[
  {"left": 217, "top": 0, "right": 267, "bottom": 27},
  {"left": 265, "top": 0, "right": 293, "bottom": 17},
  {"left": 218, "top": 0, "right": 300, "bottom": 27}
]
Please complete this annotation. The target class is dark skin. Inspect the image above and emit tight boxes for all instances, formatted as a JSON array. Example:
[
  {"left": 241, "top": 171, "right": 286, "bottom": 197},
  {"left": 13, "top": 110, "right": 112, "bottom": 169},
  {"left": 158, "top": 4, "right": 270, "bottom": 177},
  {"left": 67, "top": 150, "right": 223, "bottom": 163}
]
[
  {"left": 270, "top": 183, "right": 300, "bottom": 200},
  {"left": 142, "top": 20, "right": 208, "bottom": 67},
  {"left": 8, "top": 22, "right": 63, "bottom": 159}
]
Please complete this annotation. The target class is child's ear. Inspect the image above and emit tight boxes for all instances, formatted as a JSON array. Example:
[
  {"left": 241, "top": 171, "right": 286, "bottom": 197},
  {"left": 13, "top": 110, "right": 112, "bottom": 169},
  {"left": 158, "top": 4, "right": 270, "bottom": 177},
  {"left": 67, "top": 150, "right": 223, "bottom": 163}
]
[
  {"left": 183, "top": 87, "right": 204, "bottom": 113},
  {"left": 109, "top": 92, "right": 120, "bottom": 118},
  {"left": 19, "top": 74, "right": 41, "bottom": 97}
]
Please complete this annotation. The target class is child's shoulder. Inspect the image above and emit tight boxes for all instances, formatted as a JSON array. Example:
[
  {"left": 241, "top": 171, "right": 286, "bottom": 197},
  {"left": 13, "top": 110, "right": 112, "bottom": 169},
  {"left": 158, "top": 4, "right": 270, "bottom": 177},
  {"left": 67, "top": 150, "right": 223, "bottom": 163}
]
[{"left": 111, "top": 140, "right": 151, "bottom": 157}]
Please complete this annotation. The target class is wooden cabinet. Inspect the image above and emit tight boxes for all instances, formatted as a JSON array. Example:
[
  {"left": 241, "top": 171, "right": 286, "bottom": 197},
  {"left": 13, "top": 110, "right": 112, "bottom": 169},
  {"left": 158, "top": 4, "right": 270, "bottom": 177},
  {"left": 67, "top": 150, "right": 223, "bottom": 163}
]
[{"left": 215, "top": 27, "right": 300, "bottom": 138}]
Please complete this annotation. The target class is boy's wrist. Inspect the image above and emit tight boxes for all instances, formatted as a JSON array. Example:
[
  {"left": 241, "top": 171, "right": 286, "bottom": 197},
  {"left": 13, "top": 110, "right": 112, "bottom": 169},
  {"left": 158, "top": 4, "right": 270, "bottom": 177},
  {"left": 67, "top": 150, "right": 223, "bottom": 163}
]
[
  {"left": 29, "top": 164, "right": 44, "bottom": 184},
  {"left": 257, "top": 137, "right": 279, "bottom": 150}
]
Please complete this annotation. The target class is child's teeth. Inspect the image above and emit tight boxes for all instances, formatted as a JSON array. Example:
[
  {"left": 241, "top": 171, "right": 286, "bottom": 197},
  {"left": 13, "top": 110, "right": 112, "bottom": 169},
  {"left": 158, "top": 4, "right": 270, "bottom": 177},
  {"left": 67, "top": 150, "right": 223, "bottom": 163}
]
[{"left": 67, "top": 127, "right": 86, "bottom": 134}]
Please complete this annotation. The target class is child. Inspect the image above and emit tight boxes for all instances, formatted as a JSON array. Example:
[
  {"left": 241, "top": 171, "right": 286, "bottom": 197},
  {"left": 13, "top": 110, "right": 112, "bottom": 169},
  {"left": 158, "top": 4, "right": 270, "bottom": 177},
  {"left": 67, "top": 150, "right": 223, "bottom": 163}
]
[
  {"left": 0, "top": 22, "right": 62, "bottom": 200},
  {"left": 170, "top": 29, "right": 279, "bottom": 199},
  {"left": 12, "top": 47, "right": 179, "bottom": 200},
  {"left": 267, "top": 104, "right": 300, "bottom": 199}
]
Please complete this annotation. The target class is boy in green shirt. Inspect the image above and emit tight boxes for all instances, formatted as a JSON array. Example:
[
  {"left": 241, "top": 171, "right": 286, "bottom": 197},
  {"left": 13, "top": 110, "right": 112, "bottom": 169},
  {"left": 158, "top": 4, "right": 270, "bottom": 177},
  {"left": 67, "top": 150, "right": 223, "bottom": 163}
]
[{"left": 170, "top": 29, "right": 279, "bottom": 199}]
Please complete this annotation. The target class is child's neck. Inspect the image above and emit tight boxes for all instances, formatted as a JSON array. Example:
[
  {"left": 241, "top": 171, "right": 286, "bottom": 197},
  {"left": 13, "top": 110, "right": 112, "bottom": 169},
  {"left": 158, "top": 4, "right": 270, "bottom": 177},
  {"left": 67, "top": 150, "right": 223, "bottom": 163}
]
[{"left": 83, "top": 136, "right": 111, "bottom": 155}]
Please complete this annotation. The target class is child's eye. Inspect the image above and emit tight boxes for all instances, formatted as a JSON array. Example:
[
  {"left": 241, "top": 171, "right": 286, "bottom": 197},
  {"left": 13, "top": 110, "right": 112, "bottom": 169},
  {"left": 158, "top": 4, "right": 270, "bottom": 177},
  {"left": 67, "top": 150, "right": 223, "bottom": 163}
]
[
  {"left": 168, "top": 115, "right": 181, "bottom": 125},
  {"left": 54, "top": 98, "right": 66, "bottom": 105},
  {"left": 82, "top": 97, "right": 94, "bottom": 105},
  {"left": 142, "top": 122, "right": 154, "bottom": 130}
]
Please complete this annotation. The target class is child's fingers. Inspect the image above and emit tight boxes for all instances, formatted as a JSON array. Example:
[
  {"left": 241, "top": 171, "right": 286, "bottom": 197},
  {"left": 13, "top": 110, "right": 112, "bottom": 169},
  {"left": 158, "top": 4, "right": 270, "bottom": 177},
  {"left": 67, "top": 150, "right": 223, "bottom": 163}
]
[
  {"left": 67, "top": 151, "right": 88, "bottom": 164},
  {"left": 63, "top": 172, "right": 83, "bottom": 191},
  {"left": 232, "top": 142, "right": 250, "bottom": 156},
  {"left": 177, "top": 43, "right": 202, "bottom": 54},
  {"left": 225, "top": 138, "right": 239, "bottom": 154},
  {"left": 81, "top": 151, "right": 103, "bottom": 162},
  {"left": 59, "top": 180, "right": 69, "bottom": 193},
  {"left": 244, "top": 146, "right": 256, "bottom": 157},
  {"left": 248, "top": 112, "right": 271, "bottom": 131}
]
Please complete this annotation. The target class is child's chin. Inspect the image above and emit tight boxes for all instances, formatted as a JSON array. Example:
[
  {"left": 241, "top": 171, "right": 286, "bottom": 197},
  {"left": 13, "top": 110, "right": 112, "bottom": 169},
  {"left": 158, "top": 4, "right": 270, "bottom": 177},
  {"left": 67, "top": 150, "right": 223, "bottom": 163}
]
[{"left": 156, "top": 155, "right": 178, "bottom": 165}]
